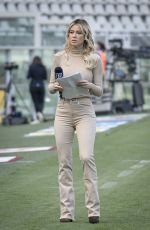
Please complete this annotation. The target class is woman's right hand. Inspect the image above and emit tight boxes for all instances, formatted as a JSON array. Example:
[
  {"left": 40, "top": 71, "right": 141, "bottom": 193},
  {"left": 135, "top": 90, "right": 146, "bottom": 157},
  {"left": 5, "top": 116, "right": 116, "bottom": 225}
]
[{"left": 53, "top": 81, "right": 63, "bottom": 92}]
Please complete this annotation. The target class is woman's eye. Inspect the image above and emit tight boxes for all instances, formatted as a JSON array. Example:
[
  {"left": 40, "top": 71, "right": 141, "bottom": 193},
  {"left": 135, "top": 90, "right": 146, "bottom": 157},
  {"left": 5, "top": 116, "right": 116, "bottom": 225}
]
[{"left": 69, "top": 31, "right": 82, "bottom": 35}]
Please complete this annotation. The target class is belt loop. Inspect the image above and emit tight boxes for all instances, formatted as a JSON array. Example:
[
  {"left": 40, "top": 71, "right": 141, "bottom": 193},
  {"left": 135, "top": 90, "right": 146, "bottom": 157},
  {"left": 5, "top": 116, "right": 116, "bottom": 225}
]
[{"left": 61, "top": 98, "right": 64, "bottom": 104}]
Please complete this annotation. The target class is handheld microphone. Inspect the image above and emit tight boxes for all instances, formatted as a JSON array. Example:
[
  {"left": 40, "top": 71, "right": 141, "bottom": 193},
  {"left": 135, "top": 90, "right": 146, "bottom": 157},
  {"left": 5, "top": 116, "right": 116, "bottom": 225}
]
[
  {"left": 55, "top": 67, "right": 63, "bottom": 79},
  {"left": 54, "top": 67, "right": 63, "bottom": 98}
]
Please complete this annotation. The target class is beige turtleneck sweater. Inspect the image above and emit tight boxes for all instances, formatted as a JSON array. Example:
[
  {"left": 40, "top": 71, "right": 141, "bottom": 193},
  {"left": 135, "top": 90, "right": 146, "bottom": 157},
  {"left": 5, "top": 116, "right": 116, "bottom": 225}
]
[{"left": 48, "top": 48, "right": 103, "bottom": 98}]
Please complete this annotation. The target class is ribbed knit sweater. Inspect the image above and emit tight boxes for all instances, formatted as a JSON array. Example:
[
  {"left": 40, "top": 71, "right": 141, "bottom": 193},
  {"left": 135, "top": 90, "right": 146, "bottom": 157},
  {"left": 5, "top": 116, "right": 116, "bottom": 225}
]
[{"left": 48, "top": 48, "right": 103, "bottom": 97}]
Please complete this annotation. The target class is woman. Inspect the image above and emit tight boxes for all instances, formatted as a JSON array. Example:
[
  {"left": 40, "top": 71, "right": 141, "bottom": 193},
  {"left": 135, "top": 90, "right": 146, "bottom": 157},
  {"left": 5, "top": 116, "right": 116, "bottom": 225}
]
[
  {"left": 27, "top": 56, "right": 47, "bottom": 123},
  {"left": 48, "top": 19, "right": 103, "bottom": 224}
]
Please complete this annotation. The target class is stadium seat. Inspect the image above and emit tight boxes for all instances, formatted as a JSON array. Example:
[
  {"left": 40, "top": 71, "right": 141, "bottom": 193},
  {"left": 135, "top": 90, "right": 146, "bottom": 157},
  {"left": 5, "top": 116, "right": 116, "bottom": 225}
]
[
  {"left": 116, "top": 0, "right": 127, "bottom": 4},
  {"left": 145, "top": 15, "right": 150, "bottom": 29},
  {"left": 39, "top": 15, "right": 49, "bottom": 23},
  {"left": 61, "top": 3, "right": 71, "bottom": 15},
  {"left": 2, "top": 0, "right": 10, "bottom": 2},
  {"left": 96, "top": 16, "right": 112, "bottom": 32},
  {"left": 93, "top": 4, "right": 105, "bottom": 15},
  {"left": 49, "top": 15, "right": 61, "bottom": 24},
  {"left": 81, "top": 0, "right": 93, "bottom": 3},
  {"left": 7, "top": 2, "right": 17, "bottom": 12},
  {"left": 105, "top": 0, "right": 116, "bottom": 4},
  {"left": 109, "top": 16, "right": 124, "bottom": 33},
  {"left": 62, "top": 16, "right": 73, "bottom": 24},
  {"left": 83, "top": 16, "right": 100, "bottom": 32},
  {"left": 72, "top": 3, "right": 83, "bottom": 15},
  {"left": 105, "top": 4, "right": 116, "bottom": 15},
  {"left": 50, "top": 3, "right": 61, "bottom": 15},
  {"left": 39, "top": 0, "right": 49, "bottom": 2},
  {"left": 23, "top": 0, "right": 34, "bottom": 3},
  {"left": 116, "top": 4, "right": 128, "bottom": 15},
  {"left": 28, "top": 3, "right": 39, "bottom": 13},
  {"left": 17, "top": 3, "right": 27, "bottom": 12},
  {"left": 140, "top": 0, "right": 150, "bottom": 3},
  {"left": 132, "top": 16, "right": 147, "bottom": 32},
  {"left": 0, "top": 3, "right": 7, "bottom": 13},
  {"left": 127, "top": 4, "right": 139, "bottom": 15},
  {"left": 139, "top": 4, "right": 150, "bottom": 15},
  {"left": 121, "top": 16, "right": 136, "bottom": 32},
  {"left": 128, "top": 0, "right": 139, "bottom": 4},
  {"left": 83, "top": 3, "right": 94, "bottom": 15},
  {"left": 39, "top": 3, "right": 50, "bottom": 14},
  {"left": 97, "top": 15, "right": 108, "bottom": 26}
]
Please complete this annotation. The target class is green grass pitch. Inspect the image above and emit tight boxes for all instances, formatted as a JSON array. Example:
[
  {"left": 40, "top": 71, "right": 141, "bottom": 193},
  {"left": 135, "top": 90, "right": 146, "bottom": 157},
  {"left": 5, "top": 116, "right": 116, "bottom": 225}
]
[{"left": 0, "top": 115, "right": 150, "bottom": 230}]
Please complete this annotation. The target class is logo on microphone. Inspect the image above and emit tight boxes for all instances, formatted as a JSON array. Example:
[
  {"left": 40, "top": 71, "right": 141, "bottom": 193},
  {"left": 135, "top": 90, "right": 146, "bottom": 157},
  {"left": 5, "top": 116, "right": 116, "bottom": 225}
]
[
  {"left": 54, "top": 67, "right": 63, "bottom": 98},
  {"left": 55, "top": 67, "right": 63, "bottom": 79}
]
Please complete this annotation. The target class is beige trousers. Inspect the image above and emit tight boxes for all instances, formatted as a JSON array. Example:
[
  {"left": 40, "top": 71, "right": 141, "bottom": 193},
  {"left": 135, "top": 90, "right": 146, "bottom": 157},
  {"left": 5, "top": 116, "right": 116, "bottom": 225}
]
[{"left": 54, "top": 98, "right": 100, "bottom": 220}]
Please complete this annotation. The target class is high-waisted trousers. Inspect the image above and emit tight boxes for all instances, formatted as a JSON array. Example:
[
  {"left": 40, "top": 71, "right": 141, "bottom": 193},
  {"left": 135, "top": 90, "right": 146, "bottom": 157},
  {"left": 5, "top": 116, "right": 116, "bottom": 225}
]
[{"left": 54, "top": 97, "right": 100, "bottom": 220}]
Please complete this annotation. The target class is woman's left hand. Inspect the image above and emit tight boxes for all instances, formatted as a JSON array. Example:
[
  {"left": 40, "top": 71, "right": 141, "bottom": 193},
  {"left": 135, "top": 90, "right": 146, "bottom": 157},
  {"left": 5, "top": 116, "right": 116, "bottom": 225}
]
[{"left": 76, "top": 80, "right": 91, "bottom": 89}]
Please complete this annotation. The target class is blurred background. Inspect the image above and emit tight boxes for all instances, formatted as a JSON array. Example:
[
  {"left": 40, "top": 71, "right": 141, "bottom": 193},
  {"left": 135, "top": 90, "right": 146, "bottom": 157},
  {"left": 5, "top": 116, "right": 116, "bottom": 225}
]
[{"left": 0, "top": 0, "right": 150, "bottom": 125}]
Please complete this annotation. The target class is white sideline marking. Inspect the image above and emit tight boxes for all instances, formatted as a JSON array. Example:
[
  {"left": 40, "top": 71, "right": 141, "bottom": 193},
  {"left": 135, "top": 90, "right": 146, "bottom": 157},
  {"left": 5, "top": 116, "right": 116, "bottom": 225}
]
[
  {"left": 16, "top": 161, "right": 35, "bottom": 163},
  {"left": 101, "top": 181, "right": 117, "bottom": 189},
  {"left": 101, "top": 159, "right": 150, "bottom": 190},
  {"left": 140, "top": 160, "right": 150, "bottom": 164},
  {"left": 0, "top": 156, "right": 17, "bottom": 163},
  {"left": 117, "top": 170, "right": 133, "bottom": 177},
  {"left": 118, "top": 160, "right": 150, "bottom": 178},
  {"left": 0, "top": 146, "right": 54, "bottom": 154},
  {"left": 24, "top": 113, "right": 149, "bottom": 137},
  {"left": 122, "top": 160, "right": 139, "bottom": 162},
  {"left": 130, "top": 164, "right": 144, "bottom": 169},
  {"left": 129, "top": 160, "right": 150, "bottom": 169}
]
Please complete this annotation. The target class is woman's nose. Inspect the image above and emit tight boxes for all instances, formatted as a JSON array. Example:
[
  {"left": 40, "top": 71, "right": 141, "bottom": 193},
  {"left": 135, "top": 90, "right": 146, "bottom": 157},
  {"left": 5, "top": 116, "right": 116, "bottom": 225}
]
[{"left": 72, "top": 32, "right": 77, "bottom": 37}]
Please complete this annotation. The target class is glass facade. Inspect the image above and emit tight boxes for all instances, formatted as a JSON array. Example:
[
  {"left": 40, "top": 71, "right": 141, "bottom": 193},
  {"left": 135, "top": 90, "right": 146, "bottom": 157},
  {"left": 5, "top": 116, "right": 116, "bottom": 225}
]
[
  {"left": 41, "top": 25, "right": 65, "bottom": 47},
  {"left": 0, "top": 17, "right": 34, "bottom": 47}
]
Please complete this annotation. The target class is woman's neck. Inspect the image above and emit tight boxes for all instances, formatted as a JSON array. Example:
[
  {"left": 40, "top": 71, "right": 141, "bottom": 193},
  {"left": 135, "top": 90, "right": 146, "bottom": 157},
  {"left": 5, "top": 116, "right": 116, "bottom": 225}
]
[{"left": 69, "top": 46, "right": 83, "bottom": 55}]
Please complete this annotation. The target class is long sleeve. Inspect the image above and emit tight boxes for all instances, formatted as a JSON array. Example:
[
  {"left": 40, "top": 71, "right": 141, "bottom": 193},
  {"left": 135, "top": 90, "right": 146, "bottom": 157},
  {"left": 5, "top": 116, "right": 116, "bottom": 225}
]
[
  {"left": 42, "top": 65, "right": 48, "bottom": 80},
  {"left": 48, "top": 51, "right": 103, "bottom": 97},
  {"left": 27, "top": 65, "right": 32, "bottom": 79},
  {"left": 48, "top": 53, "right": 61, "bottom": 94},
  {"left": 89, "top": 56, "right": 103, "bottom": 97},
  {"left": 27, "top": 64, "right": 47, "bottom": 81}
]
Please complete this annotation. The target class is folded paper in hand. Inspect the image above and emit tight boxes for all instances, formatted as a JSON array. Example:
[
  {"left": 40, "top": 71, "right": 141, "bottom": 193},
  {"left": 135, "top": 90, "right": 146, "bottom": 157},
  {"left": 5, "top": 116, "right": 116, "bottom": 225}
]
[{"left": 57, "top": 73, "right": 89, "bottom": 99}]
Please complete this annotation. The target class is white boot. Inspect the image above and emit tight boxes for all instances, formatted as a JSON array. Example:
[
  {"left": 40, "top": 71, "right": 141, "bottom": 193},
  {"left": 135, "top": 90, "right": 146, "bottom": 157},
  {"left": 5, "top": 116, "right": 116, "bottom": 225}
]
[{"left": 37, "top": 112, "right": 44, "bottom": 122}]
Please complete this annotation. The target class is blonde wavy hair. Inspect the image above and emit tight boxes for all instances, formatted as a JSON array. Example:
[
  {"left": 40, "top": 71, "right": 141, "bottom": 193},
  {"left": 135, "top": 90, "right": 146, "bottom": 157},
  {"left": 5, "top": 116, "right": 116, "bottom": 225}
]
[
  {"left": 64, "top": 19, "right": 98, "bottom": 69},
  {"left": 65, "top": 19, "right": 94, "bottom": 55}
]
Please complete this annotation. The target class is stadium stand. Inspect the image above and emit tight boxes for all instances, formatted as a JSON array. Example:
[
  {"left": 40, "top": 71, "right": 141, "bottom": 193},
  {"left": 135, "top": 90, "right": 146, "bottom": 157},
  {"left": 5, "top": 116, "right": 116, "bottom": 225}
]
[
  {"left": 116, "top": 4, "right": 128, "bottom": 15},
  {"left": 0, "top": 0, "right": 150, "bottom": 118},
  {"left": 93, "top": 4, "right": 106, "bottom": 16},
  {"left": 139, "top": 4, "right": 150, "bottom": 15},
  {"left": 127, "top": 4, "right": 139, "bottom": 15},
  {"left": 0, "top": 0, "right": 149, "bottom": 47},
  {"left": 72, "top": 3, "right": 83, "bottom": 16}
]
